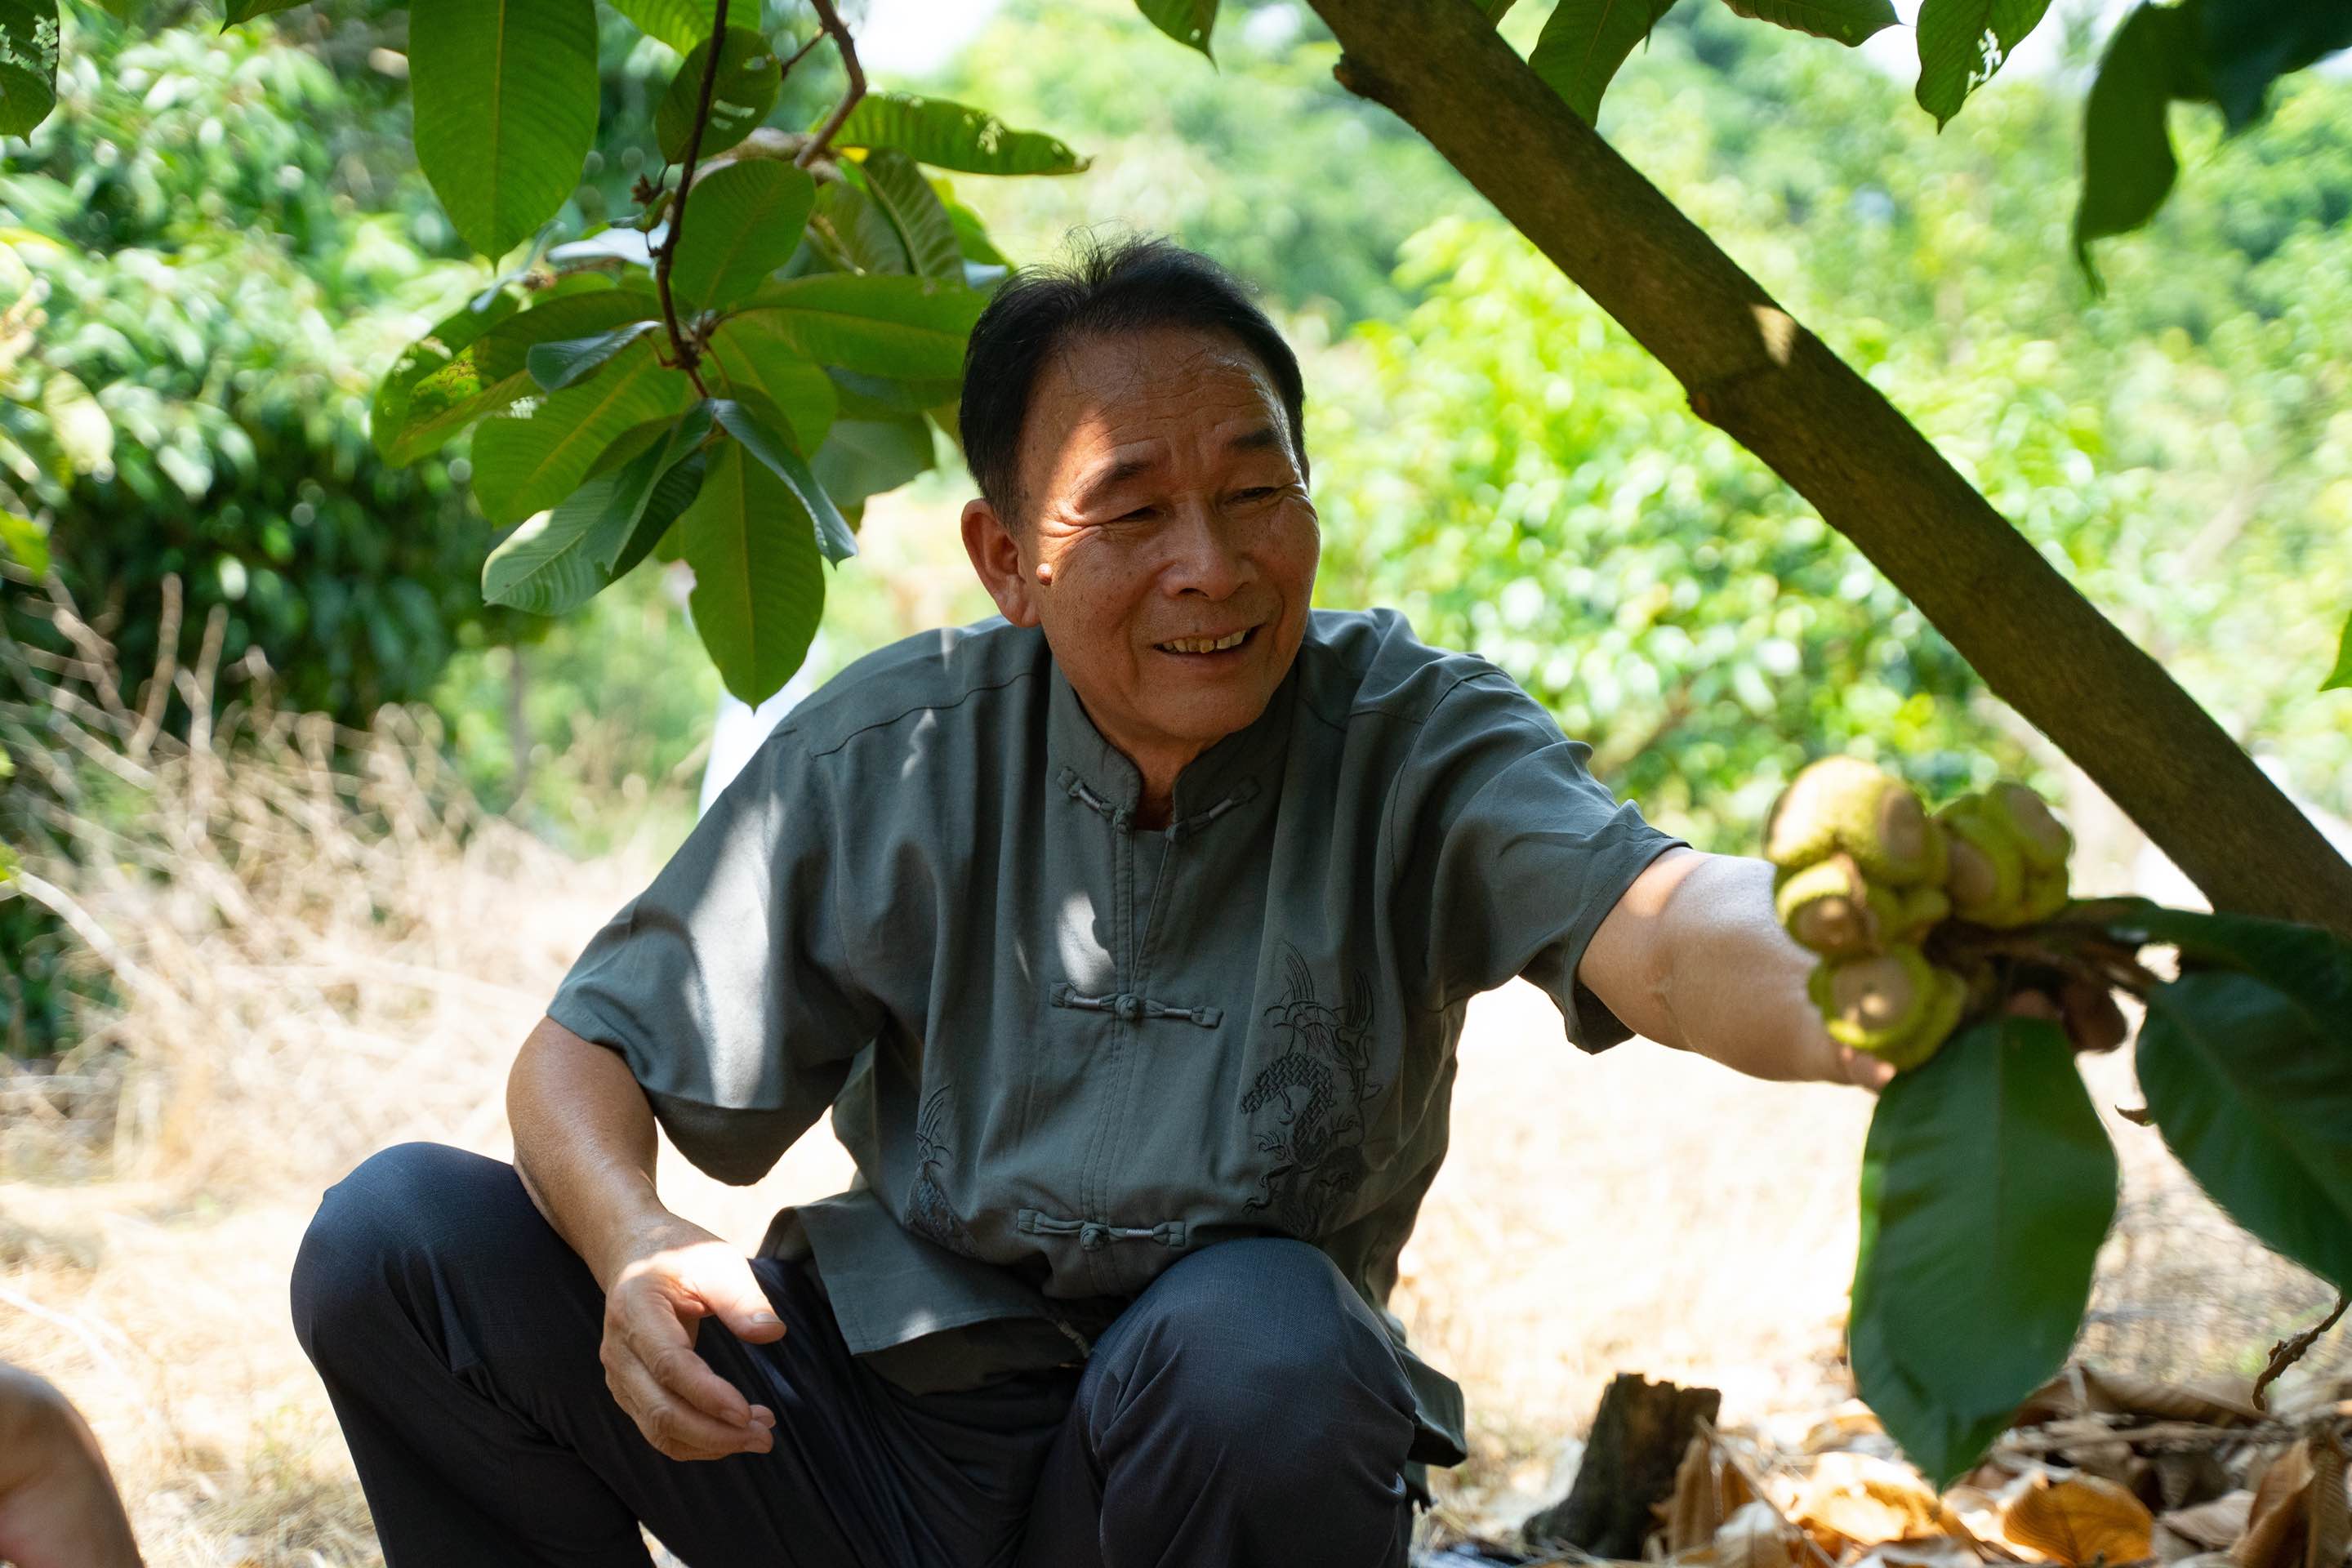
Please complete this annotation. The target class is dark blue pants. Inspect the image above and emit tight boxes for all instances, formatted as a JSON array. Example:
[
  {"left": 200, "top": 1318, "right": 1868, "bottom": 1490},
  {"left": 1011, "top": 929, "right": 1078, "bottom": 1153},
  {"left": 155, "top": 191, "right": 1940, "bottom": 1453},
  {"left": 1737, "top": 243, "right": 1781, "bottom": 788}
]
[{"left": 290, "top": 1143, "right": 1419, "bottom": 1568}]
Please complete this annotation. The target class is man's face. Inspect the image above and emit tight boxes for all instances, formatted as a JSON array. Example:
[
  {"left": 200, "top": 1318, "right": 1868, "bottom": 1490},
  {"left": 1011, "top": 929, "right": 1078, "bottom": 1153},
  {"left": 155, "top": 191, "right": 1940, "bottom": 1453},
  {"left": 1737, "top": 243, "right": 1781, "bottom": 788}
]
[{"left": 961, "top": 326, "right": 1321, "bottom": 786}]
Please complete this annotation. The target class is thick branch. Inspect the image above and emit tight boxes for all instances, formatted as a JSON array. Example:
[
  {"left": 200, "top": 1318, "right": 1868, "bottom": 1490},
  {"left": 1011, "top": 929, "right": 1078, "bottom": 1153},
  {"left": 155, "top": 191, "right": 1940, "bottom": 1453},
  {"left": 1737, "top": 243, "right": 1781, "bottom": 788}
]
[
  {"left": 1306, "top": 0, "right": 2352, "bottom": 935},
  {"left": 653, "top": 0, "right": 733, "bottom": 395},
  {"left": 797, "top": 0, "right": 865, "bottom": 168}
]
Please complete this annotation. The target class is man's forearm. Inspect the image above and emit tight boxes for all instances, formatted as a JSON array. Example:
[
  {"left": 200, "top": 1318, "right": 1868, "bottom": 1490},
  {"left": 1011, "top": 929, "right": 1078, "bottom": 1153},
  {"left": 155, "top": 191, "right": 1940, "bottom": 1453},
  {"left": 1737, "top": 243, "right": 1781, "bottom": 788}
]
[
  {"left": 507, "top": 1017, "right": 687, "bottom": 1290},
  {"left": 1591, "top": 849, "right": 1852, "bottom": 1083}
]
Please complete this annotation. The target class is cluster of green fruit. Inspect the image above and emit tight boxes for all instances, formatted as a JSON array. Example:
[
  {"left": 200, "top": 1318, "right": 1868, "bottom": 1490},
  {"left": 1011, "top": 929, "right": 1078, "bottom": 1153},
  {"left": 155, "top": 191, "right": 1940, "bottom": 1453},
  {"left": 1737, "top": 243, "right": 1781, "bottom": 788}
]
[{"left": 1766, "top": 757, "right": 2076, "bottom": 1071}]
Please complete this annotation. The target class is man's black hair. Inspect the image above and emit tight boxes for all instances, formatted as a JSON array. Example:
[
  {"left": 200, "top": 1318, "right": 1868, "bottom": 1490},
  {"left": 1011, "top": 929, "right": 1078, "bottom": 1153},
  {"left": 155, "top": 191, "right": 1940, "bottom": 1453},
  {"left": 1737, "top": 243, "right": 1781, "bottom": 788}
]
[{"left": 956, "top": 232, "right": 1308, "bottom": 523}]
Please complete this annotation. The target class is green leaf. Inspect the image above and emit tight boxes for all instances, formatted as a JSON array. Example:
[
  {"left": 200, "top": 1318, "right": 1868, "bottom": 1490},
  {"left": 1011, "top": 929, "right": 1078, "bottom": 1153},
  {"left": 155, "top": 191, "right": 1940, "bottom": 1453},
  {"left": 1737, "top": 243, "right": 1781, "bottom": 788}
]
[
  {"left": 0, "top": 2, "right": 58, "bottom": 138},
  {"left": 1720, "top": 0, "right": 1895, "bottom": 47},
  {"left": 2328, "top": 612, "right": 2352, "bottom": 693},
  {"left": 376, "top": 292, "right": 657, "bottom": 463},
  {"left": 858, "top": 149, "right": 965, "bottom": 284},
  {"left": 527, "top": 320, "right": 662, "bottom": 391},
  {"left": 224, "top": 0, "right": 306, "bottom": 23},
  {"left": 0, "top": 510, "right": 48, "bottom": 574},
  {"left": 1134, "top": 0, "right": 1217, "bottom": 57},
  {"left": 0, "top": 841, "right": 16, "bottom": 884},
  {"left": 710, "top": 398, "right": 856, "bottom": 562},
  {"left": 1849, "top": 1017, "right": 2118, "bottom": 1487},
  {"left": 736, "top": 274, "right": 983, "bottom": 380},
  {"left": 671, "top": 158, "right": 817, "bottom": 313},
  {"left": 702, "top": 311, "right": 841, "bottom": 449},
  {"left": 679, "top": 434, "right": 826, "bottom": 703},
  {"left": 806, "top": 176, "right": 914, "bottom": 275},
  {"left": 1913, "top": 0, "right": 2054, "bottom": 127},
  {"left": 829, "top": 91, "right": 1089, "bottom": 176},
  {"left": 656, "top": 26, "right": 782, "bottom": 163},
  {"left": 812, "top": 416, "right": 934, "bottom": 509},
  {"left": 1481, "top": 0, "right": 1521, "bottom": 19},
  {"left": 409, "top": 0, "right": 600, "bottom": 258},
  {"left": 2081, "top": 898, "right": 2352, "bottom": 1012},
  {"left": 2201, "top": 0, "right": 2352, "bottom": 131},
  {"left": 469, "top": 337, "right": 696, "bottom": 523},
  {"left": 483, "top": 404, "right": 712, "bottom": 612},
  {"left": 41, "top": 371, "right": 112, "bottom": 474},
  {"left": 604, "top": 0, "right": 715, "bottom": 52},
  {"left": 1530, "top": 0, "right": 1681, "bottom": 123},
  {"left": 2072, "top": 0, "right": 2212, "bottom": 282},
  {"left": 2139, "top": 969, "right": 2352, "bottom": 1291},
  {"left": 372, "top": 292, "right": 523, "bottom": 461},
  {"left": 825, "top": 367, "right": 960, "bottom": 421}
]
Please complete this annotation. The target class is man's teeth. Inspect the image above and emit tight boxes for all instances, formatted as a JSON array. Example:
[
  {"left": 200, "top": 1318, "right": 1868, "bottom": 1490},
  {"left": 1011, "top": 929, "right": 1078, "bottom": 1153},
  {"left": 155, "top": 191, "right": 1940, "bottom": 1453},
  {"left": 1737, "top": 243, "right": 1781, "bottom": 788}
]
[{"left": 1159, "top": 630, "right": 1250, "bottom": 654}]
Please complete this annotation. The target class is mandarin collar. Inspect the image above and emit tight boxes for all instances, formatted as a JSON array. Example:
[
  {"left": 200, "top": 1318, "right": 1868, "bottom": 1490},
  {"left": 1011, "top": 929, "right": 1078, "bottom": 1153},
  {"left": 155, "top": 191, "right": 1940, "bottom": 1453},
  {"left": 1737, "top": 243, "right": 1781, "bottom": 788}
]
[{"left": 1046, "top": 651, "right": 1296, "bottom": 822}]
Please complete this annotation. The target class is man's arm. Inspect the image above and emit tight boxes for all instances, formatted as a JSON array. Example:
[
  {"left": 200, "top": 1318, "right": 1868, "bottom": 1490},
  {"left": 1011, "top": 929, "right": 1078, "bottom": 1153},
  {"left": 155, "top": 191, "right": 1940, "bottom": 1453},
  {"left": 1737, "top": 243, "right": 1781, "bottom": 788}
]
[
  {"left": 1578, "top": 848, "right": 1896, "bottom": 1089},
  {"left": 507, "top": 1016, "right": 783, "bottom": 1459}
]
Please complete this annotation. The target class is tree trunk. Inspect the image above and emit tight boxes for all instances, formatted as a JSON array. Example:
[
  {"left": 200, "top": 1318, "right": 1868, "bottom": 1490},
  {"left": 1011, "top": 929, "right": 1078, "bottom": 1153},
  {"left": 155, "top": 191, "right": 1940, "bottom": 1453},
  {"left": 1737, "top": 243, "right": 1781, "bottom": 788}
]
[
  {"left": 1524, "top": 1373, "right": 1722, "bottom": 1556},
  {"left": 1305, "top": 0, "right": 2352, "bottom": 937}
]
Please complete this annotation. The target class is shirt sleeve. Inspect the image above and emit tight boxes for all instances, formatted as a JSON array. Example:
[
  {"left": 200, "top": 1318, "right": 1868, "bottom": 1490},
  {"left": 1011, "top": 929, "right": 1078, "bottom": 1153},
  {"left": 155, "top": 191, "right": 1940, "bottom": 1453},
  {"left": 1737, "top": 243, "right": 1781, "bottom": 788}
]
[
  {"left": 543, "top": 723, "right": 880, "bottom": 1184},
  {"left": 1391, "top": 670, "right": 1687, "bottom": 1051}
]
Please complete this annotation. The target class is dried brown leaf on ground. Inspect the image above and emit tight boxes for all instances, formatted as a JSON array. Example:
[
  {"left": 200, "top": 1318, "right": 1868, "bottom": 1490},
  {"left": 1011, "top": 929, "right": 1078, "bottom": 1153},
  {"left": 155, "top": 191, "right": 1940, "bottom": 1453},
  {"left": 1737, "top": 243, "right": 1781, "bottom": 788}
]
[
  {"left": 2155, "top": 1491, "right": 2254, "bottom": 1560},
  {"left": 1664, "top": 1432, "right": 1761, "bottom": 1554},
  {"left": 1785, "top": 1451, "right": 1957, "bottom": 1553},
  {"left": 2229, "top": 1440, "right": 2314, "bottom": 1568},
  {"left": 2001, "top": 1472, "right": 2155, "bottom": 1566},
  {"left": 2020, "top": 1368, "right": 2265, "bottom": 1432},
  {"left": 1849, "top": 1536, "right": 1989, "bottom": 1568},
  {"left": 1710, "top": 1499, "right": 1807, "bottom": 1568}
]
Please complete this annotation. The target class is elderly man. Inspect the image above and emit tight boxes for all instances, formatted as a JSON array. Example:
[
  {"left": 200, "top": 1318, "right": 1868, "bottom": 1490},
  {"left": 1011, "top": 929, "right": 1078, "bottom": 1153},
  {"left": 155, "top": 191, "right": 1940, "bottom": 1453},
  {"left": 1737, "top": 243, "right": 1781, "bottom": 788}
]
[{"left": 290, "top": 236, "right": 1912, "bottom": 1567}]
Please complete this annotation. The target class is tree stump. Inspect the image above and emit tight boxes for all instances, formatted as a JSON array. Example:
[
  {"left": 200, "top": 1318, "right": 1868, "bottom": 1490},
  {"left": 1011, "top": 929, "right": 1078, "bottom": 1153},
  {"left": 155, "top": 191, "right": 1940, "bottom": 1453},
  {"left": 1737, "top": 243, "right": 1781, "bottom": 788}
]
[{"left": 1524, "top": 1373, "right": 1722, "bottom": 1557}]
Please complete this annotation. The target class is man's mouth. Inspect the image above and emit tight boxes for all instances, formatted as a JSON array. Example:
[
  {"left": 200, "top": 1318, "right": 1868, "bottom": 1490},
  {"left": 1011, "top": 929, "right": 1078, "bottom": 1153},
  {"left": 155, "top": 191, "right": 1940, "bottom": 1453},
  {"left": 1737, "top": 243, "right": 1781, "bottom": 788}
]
[{"left": 1155, "top": 626, "right": 1258, "bottom": 657}]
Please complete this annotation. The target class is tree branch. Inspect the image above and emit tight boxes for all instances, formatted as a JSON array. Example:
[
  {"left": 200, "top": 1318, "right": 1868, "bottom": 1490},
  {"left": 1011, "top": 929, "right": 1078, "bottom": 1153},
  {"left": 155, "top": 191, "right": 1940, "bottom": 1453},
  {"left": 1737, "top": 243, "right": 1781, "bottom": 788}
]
[
  {"left": 652, "top": 0, "right": 733, "bottom": 397},
  {"left": 796, "top": 0, "right": 866, "bottom": 168},
  {"left": 1305, "top": 0, "right": 2352, "bottom": 935},
  {"left": 2253, "top": 1292, "right": 2350, "bottom": 1412}
]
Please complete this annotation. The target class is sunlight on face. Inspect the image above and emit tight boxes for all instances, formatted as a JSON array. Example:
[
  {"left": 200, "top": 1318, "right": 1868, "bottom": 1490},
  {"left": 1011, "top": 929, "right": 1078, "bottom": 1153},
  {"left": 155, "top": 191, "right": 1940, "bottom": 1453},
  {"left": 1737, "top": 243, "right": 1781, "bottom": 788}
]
[{"left": 1007, "top": 327, "right": 1321, "bottom": 793}]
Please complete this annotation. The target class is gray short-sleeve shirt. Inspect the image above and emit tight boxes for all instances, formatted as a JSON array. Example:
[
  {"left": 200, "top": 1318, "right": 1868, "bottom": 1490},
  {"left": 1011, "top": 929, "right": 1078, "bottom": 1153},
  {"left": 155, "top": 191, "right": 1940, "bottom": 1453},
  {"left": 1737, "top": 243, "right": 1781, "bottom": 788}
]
[{"left": 546, "top": 608, "right": 1686, "bottom": 1475}]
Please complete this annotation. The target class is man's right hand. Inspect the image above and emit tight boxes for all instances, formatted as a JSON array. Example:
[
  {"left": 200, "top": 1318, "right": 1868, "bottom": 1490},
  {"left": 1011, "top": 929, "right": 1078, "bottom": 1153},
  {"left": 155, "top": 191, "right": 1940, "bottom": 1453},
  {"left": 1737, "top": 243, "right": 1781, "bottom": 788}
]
[{"left": 599, "top": 1217, "right": 786, "bottom": 1462}]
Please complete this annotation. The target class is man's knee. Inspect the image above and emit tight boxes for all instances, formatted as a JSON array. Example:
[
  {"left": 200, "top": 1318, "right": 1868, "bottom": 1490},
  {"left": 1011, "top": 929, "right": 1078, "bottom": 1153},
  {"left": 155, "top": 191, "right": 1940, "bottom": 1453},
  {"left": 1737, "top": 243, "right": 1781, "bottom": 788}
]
[
  {"left": 1102, "top": 1238, "right": 1416, "bottom": 1469},
  {"left": 289, "top": 1141, "right": 508, "bottom": 1363}
]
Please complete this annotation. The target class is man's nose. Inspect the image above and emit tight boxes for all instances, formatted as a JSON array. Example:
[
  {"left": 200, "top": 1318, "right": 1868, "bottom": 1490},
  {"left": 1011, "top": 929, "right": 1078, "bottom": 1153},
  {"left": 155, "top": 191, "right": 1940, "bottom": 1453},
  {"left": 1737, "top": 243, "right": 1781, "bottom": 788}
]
[{"left": 1163, "top": 500, "right": 1248, "bottom": 599}]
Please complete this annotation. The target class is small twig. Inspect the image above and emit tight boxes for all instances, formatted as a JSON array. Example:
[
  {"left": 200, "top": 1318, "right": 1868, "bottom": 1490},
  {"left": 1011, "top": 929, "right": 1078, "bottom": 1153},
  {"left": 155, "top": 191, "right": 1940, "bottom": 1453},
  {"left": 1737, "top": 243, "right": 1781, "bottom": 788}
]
[
  {"left": 796, "top": 0, "right": 866, "bottom": 168},
  {"left": 781, "top": 29, "right": 826, "bottom": 73},
  {"left": 2254, "top": 1292, "right": 2351, "bottom": 1412},
  {"left": 127, "top": 571, "right": 180, "bottom": 763},
  {"left": 651, "top": 0, "right": 731, "bottom": 395}
]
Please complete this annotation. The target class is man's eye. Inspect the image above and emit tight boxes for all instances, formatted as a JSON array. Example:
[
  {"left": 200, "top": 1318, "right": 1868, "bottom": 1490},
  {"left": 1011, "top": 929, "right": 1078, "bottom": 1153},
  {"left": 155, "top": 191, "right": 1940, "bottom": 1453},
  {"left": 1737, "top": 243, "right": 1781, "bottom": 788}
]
[
  {"left": 1233, "top": 488, "right": 1279, "bottom": 503},
  {"left": 1117, "top": 506, "right": 1158, "bottom": 522}
]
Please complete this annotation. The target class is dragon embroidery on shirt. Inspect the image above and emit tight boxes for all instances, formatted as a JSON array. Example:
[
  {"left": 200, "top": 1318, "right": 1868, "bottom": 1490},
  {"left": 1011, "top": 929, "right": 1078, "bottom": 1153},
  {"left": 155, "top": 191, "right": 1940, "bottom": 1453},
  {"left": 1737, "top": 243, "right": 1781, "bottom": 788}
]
[
  {"left": 903, "top": 1085, "right": 982, "bottom": 1258},
  {"left": 1241, "top": 944, "right": 1380, "bottom": 1236}
]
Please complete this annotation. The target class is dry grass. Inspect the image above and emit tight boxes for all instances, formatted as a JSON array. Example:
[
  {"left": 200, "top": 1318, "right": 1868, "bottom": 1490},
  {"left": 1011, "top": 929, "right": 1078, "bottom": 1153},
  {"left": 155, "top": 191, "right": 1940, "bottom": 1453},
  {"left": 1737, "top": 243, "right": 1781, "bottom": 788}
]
[{"left": 1, "top": 575, "right": 2343, "bottom": 1566}]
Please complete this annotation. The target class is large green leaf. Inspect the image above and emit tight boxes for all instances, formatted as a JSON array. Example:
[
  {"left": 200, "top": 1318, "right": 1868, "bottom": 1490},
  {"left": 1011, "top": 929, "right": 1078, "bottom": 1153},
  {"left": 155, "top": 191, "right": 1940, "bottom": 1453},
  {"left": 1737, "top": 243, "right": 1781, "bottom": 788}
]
[
  {"left": 2139, "top": 969, "right": 2352, "bottom": 1290},
  {"left": 1914, "top": 0, "right": 2054, "bottom": 127},
  {"left": 736, "top": 274, "right": 982, "bottom": 379},
  {"left": 1530, "top": 0, "right": 1682, "bottom": 123},
  {"left": 859, "top": 150, "right": 964, "bottom": 283},
  {"left": 2072, "top": 0, "right": 2212, "bottom": 281},
  {"left": 813, "top": 416, "right": 934, "bottom": 510},
  {"left": 679, "top": 435, "right": 826, "bottom": 703},
  {"left": 2328, "top": 611, "right": 2352, "bottom": 693},
  {"left": 0, "top": 1, "right": 59, "bottom": 138},
  {"left": 468, "top": 338, "right": 696, "bottom": 523},
  {"left": 806, "top": 176, "right": 914, "bottom": 275},
  {"left": 1481, "top": 0, "right": 1521, "bottom": 19},
  {"left": 1721, "top": 0, "right": 1895, "bottom": 48},
  {"left": 409, "top": 0, "right": 600, "bottom": 258},
  {"left": 711, "top": 398, "right": 855, "bottom": 562},
  {"left": 2081, "top": 898, "right": 2352, "bottom": 1012},
  {"left": 829, "top": 91, "right": 1088, "bottom": 176},
  {"left": 671, "top": 158, "right": 817, "bottom": 313},
  {"left": 702, "top": 311, "right": 841, "bottom": 449},
  {"left": 656, "top": 26, "right": 781, "bottom": 163},
  {"left": 604, "top": 0, "right": 715, "bottom": 52},
  {"left": 1849, "top": 1017, "right": 2118, "bottom": 1487},
  {"left": 1134, "top": 0, "right": 1216, "bottom": 56},
  {"left": 483, "top": 404, "right": 712, "bottom": 612},
  {"left": 2201, "top": 0, "right": 2352, "bottom": 131},
  {"left": 376, "top": 292, "right": 658, "bottom": 462},
  {"left": 825, "top": 367, "right": 960, "bottom": 422}
]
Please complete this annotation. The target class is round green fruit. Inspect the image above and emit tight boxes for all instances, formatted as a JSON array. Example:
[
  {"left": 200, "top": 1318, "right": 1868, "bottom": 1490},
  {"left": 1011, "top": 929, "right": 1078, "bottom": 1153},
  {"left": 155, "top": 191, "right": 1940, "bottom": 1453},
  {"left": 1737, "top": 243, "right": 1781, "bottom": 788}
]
[{"left": 1766, "top": 757, "right": 1948, "bottom": 888}]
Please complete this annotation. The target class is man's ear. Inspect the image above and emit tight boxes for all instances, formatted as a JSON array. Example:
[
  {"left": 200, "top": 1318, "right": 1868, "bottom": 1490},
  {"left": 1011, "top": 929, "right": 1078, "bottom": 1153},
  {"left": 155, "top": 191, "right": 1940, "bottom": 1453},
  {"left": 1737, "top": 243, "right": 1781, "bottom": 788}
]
[{"left": 960, "top": 497, "right": 1040, "bottom": 627}]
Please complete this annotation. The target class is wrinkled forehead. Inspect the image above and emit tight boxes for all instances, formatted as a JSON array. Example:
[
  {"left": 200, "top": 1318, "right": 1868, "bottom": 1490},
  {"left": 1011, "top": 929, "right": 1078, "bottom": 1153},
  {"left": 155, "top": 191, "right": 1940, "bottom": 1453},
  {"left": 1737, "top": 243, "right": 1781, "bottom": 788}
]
[{"left": 1018, "top": 327, "right": 1290, "bottom": 497}]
